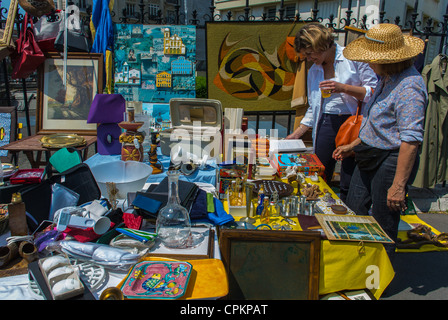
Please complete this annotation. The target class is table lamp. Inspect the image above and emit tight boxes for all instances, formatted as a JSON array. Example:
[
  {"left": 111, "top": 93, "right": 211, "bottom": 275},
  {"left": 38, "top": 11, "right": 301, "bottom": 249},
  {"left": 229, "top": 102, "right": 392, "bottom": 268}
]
[{"left": 87, "top": 94, "right": 126, "bottom": 155}]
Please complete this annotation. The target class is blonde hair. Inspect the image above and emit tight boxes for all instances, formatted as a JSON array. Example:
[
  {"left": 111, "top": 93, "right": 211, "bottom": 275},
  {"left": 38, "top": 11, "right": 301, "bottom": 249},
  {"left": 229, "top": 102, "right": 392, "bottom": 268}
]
[{"left": 294, "top": 23, "right": 335, "bottom": 53}]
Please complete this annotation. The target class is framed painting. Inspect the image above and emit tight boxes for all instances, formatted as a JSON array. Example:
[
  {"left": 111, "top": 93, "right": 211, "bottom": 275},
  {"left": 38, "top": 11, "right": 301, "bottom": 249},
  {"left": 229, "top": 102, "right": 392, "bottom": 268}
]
[
  {"left": 36, "top": 52, "right": 103, "bottom": 135},
  {"left": 0, "top": 0, "right": 18, "bottom": 47},
  {"left": 0, "top": 107, "right": 17, "bottom": 163},
  {"left": 206, "top": 21, "right": 305, "bottom": 111},
  {"left": 219, "top": 229, "right": 321, "bottom": 300}
]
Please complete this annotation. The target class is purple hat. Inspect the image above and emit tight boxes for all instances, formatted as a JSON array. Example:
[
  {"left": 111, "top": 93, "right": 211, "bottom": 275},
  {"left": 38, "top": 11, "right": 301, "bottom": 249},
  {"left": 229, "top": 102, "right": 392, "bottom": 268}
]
[{"left": 88, "top": 94, "right": 126, "bottom": 124}]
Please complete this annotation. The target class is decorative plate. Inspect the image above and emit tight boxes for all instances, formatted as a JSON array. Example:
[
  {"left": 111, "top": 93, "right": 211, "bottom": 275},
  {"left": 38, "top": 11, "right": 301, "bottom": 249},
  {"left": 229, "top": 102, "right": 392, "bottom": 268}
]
[
  {"left": 40, "top": 134, "right": 86, "bottom": 149},
  {"left": 120, "top": 261, "right": 192, "bottom": 300}
]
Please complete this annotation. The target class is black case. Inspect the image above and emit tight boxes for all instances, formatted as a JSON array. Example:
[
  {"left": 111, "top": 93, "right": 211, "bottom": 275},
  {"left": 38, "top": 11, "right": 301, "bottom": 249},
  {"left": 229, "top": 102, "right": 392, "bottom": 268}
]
[{"left": 20, "top": 163, "right": 101, "bottom": 232}]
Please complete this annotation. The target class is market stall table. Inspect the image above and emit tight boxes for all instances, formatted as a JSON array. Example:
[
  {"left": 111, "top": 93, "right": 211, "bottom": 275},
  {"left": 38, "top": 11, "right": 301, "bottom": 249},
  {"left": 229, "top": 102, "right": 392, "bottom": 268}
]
[
  {"left": 0, "top": 156, "right": 394, "bottom": 300},
  {"left": 223, "top": 176, "right": 395, "bottom": 299},
  {"left": 0, "top": 135, "right": 97, "bottom": 168}
]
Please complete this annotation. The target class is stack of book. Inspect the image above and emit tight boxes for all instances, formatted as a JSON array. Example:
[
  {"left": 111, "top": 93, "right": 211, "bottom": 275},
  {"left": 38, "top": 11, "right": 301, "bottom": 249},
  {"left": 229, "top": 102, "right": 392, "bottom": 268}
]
[
  {"left": 253, "top": 157, "right": 277, "bottom": 180},
  {"left": 251, "top": 137, "right": 270, "bottom": 158},
  {"left": 270, "top": 153, "right": 325, "bottom": 177}
]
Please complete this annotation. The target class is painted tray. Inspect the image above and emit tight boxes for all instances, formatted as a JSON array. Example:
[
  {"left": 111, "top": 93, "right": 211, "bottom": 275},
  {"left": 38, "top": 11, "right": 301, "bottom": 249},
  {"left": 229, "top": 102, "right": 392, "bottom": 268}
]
[
  {"left": 120, "top": 261, "right": 192, "bottom": 299},
  {"left": 117, "top": 258, "right": 228, "bottom": 300}
]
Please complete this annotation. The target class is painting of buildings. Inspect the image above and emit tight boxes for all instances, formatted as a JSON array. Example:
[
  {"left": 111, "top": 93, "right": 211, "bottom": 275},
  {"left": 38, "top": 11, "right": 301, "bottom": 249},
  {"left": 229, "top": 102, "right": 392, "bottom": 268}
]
[
  {"left": 114, "top": 24, "right": 196, "bottom": 103},
  {"left": 163, "top": 28, "right": 186, "bottom": 55},
  {"left": 172, "top": 56, "right": 193, "bottom": 75},
  {"left": 156, "top": 71, "right": 172, "bottom": 88}
]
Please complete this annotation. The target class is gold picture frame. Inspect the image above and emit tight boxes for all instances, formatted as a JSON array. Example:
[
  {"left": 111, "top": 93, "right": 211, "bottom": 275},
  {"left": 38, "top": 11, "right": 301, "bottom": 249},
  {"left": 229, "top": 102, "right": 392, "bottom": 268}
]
[
  {"left": 0, "top": 0, "right": 18, "bottom": 47},
  {"left": 36, "top": 52, "right": 103, "bottom": 135}
]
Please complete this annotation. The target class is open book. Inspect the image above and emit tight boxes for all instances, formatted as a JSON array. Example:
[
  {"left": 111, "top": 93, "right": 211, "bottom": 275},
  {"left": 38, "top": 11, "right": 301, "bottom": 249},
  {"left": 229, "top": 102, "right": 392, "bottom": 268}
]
[{"left": 269, "top": 139, "right": 307, "bottom": 154}]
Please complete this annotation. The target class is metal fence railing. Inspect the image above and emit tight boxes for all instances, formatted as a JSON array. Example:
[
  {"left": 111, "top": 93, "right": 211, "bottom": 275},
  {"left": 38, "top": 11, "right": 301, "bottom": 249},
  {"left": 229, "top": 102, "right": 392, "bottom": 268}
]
[{"left": 1, "top": 0, "right": 447, "bottom": 135}]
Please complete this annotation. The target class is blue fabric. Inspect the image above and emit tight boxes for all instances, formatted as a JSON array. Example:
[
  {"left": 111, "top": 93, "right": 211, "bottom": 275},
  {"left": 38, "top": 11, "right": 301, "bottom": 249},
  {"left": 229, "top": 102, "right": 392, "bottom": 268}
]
[
  {"left": 90, "top": 0, "right": 114, "bottom": 84},
  {"left": 207, "top": 198, "right": 234, "bottom": 226}
]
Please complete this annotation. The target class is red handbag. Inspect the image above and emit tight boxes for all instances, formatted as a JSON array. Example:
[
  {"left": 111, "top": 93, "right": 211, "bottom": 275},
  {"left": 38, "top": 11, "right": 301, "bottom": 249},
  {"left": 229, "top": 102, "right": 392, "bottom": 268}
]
[
  {"left": 335, "top": 101, "right": 363, "bottom": 148},
  {"left": 11, "top": 13, "right": 46, "bottom": 79}
]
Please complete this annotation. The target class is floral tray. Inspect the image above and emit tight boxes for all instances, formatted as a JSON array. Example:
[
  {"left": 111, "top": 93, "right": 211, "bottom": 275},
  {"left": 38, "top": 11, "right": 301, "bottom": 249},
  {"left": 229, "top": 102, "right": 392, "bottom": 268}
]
[{"left": 120, "top": 261, "right": 192, "bottom": 299}]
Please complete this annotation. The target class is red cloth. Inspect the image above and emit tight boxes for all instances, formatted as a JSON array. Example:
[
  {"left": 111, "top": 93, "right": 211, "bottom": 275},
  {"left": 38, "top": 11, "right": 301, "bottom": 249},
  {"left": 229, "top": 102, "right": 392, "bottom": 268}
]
[
  {"left": 63, "top": 222, "right": 115, "bottom": 243},
  {"left": 123, "top": 211, "right": 143, "bottom": 229}
]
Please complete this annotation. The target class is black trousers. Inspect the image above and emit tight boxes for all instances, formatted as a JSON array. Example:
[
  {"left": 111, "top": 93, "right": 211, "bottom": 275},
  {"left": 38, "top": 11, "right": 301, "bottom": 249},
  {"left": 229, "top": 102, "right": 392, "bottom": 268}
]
[{"left": 314, "top": 113, "right": 356, "bottom": 202}]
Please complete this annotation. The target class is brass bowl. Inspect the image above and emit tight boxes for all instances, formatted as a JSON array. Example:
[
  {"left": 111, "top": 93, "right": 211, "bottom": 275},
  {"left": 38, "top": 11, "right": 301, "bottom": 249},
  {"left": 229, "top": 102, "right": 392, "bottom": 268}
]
[{"left": 100, "top": 287, "right": 124, "bottom": 300}]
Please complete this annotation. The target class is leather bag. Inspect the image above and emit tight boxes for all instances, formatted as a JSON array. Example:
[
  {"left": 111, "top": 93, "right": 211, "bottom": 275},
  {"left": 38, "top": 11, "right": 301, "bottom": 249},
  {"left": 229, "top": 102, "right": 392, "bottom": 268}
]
[
  {"left": 335, "top": 101, "right": 363, "bottom": 148},
  {"left": 11, "top": 13, "right": 46, "bottom": 79},
  {"left": 34, "top": 10, "right": 64, "bottom": 52},
  {"left": 54, "top": 28, "right": 91, "bottom": 53}
]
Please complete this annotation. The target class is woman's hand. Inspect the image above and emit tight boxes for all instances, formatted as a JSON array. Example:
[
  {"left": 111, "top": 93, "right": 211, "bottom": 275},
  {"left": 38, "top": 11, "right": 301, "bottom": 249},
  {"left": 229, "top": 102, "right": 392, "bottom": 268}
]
[
  {"left": 332, "top": 145, "right": 355, "bottom": 161},
  {"left": 286, "top": 124, "right": 309, "bottom": 140},
  {"left": 319, "top": 80, "right": 345, "bottom": 94},
  {"left": 332, "top": 138, "right": 360, "bottom": 161},
  {"left": 387, "top": 183, "right": 407, "bottom": 212},
  {"left": 286, "top": 132, "right": 301, "bottom": 140},
  {"left": 387, "top": 141, "right": 419, "bottom": 212}
]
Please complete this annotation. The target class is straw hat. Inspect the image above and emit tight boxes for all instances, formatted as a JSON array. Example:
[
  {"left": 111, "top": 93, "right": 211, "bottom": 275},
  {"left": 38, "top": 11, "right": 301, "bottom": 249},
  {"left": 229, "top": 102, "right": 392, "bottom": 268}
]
[{"left": 343, "top": 23, "right": 425, "bottom": 64}]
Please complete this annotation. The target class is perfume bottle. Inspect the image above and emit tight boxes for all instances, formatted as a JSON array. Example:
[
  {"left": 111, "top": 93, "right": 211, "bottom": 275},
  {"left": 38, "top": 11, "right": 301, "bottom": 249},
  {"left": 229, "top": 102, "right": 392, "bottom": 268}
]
[
  {"left": 156, "top": 170, "right": 191, "bottom": 248},
  {"left": 260, "top": 198, "right": 270, "bottom": 224}
]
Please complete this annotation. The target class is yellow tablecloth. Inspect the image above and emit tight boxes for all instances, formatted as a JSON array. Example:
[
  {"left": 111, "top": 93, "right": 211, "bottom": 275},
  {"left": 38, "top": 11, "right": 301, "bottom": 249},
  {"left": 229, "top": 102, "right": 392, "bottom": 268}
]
[
  {"left": 223, "top": 177, "right": 395, "bottom": 299},
  {"left": 397, "top": 214, "right": 448, "bottom": 253}
]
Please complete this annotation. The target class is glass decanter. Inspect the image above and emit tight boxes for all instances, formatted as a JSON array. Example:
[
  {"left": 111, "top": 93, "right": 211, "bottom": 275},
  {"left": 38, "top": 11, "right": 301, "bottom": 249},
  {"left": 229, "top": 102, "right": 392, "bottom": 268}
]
[{"left": 156, "top": 170, "right": 191, "bottom": 248}]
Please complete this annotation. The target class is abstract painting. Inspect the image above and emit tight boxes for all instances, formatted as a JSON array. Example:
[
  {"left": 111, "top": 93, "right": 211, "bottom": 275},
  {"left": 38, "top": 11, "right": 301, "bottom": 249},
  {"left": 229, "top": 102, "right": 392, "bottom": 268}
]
[
  {"left": 206, "top": 22, "right": 304, "bottom": 111},
  {"left": 114, "top": 24, "right": 196, "bottom": 103}
]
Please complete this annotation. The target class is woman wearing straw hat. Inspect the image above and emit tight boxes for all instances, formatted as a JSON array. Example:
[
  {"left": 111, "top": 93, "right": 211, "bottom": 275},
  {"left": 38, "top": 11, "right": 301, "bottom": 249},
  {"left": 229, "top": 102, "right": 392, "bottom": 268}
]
[
  {"left": 286, "top": 23, "right": 377, "bottom": 202},
  {"left": 334, "top": 23, "right": 427, "bottom": 258}
]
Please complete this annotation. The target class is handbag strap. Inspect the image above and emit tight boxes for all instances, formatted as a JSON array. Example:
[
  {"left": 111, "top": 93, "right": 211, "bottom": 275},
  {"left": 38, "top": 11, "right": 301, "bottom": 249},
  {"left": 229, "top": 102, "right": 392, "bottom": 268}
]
[
  {"left": 353, "top": 100, "right": 363, "bottom": 123},
  {"left": 17, "top": 13, "right": 36, "bottom": 52},
  {"left": 17, "top": 13, "right": 29, "bottom": 52},
  {"left": 355, "top": 100, "right": 362, "bottom": 116}
]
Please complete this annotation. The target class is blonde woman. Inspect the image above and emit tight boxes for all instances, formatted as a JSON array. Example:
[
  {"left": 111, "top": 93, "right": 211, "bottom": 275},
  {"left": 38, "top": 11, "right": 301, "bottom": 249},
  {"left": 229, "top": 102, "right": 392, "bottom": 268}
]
[
  {"left": 287, "top": 23, "right": 377, "bottom": 201},
  {"left": 335, "top": 24, "right": 427, "bottom": 258}
]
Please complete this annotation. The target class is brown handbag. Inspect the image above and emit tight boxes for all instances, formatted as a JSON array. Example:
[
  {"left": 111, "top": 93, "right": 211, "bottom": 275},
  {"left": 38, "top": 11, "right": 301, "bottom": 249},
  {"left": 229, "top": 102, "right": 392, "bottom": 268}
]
[{"left": 335, "top": 101, "right": 363, "bottom": 148}]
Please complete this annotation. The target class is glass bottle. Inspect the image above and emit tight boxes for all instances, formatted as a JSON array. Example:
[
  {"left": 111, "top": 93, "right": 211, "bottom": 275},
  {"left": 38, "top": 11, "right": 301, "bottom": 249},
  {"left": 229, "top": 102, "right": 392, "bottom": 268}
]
[
  {"left": 260, "top": 198, "right": 270, "bottom": 224},
  {"left": 156, "top": 170, "right": 191, "bottom": 248}
]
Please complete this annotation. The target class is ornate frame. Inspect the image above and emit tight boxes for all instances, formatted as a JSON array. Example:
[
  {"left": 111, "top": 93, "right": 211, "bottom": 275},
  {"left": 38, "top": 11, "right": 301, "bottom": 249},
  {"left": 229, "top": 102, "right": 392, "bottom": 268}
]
[
  {"left": 36, "top": 52, "right": 103, "bottom": 135},
  {"left": 0, "top": 0, "right": 18, "bottom": 47}
]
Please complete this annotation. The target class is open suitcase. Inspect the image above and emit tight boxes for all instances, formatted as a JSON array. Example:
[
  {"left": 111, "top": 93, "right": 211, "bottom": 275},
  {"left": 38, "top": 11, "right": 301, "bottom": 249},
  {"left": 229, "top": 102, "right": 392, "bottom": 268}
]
[
  {"left": 20, "top": 163, "right": 102, "bottom": 232},
  {"left": 159, "top": 98, "right": 223, "bottom": 159}
]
